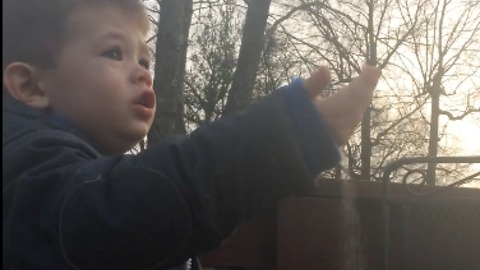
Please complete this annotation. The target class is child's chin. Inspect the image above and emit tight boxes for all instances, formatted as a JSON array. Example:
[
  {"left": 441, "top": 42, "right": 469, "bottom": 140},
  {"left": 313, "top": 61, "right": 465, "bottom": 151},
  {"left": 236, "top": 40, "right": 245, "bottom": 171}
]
[{"left": 128, "top": 122, "right": 150, "bottom": 137}]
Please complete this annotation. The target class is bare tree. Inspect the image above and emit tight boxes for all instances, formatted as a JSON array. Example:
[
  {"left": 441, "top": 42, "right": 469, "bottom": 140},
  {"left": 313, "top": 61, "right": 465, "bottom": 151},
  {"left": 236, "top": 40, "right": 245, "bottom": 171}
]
[
  {"left": 143, "top": 0, "right": 479, "bottom": 187},
  {"left": 184, "top": 0, "right": 240, "bottom": 128},
  {"left": 289, "top": 0, "right": 430, "bottom": 180},
  {"left": 223, "top": 0, "right": 273, "bottom": 114},
  {"left": 402, "top": 0, "right": 480, "bottom": 184},
  {"left": 148, "top": 0, "right": 193, "bottom": 144}
]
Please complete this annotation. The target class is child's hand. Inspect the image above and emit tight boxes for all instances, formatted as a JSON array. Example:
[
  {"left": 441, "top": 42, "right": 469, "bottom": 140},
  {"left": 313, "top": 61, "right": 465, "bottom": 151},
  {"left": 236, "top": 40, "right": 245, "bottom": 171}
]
[{"left": 303, "top": 66, "right": 382, "bottom": 147}]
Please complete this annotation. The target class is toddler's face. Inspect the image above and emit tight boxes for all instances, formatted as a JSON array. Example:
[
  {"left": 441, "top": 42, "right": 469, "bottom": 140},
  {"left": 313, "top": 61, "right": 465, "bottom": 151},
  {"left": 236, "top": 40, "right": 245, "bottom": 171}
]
[{"left": 39, "top": 5, "right": 155, "bottom": 154}]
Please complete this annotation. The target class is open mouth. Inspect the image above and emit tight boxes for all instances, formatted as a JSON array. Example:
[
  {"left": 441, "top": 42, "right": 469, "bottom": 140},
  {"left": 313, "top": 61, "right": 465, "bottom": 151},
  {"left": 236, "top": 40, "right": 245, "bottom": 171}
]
[
  {"left": 135, "top": 90, "right": 155, "bottom": 109},
  {"left": 132, "top": 90, "right": 155, "bottom": 119}
]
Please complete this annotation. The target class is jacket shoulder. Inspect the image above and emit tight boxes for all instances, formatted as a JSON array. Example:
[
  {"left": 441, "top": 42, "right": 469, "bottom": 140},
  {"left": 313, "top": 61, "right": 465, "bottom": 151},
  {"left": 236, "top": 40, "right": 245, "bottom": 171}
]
[
  {"left": 4, "top": 127, "right": 98, "bottom": 155},
  {"left": 3, "top": 127, "right": 100, "bottom": 188}
]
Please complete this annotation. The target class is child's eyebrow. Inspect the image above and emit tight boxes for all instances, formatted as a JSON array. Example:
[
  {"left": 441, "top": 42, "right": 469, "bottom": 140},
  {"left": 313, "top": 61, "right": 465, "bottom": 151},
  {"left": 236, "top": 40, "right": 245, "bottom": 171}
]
[{"left": 98, "top": 31, "right": 128, "bottom": 43}]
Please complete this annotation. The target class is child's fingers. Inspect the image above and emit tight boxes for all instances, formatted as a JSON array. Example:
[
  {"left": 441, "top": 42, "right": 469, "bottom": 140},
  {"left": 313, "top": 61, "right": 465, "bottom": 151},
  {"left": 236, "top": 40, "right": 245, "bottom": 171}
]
[
  {"left": 313, "top": 66, "right": 382, "bottom": 146},
  {"left": 303, "top": 66, "right": 332, "bottom": 98},
  {"left": 344, "top": 66, "right": 381, "bottom": 101}
]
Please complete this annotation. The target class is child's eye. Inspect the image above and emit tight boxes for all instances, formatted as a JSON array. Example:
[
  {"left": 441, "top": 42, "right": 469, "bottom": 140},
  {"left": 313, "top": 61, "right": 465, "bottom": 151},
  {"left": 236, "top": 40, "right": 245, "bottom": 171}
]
[
  {"left": 139, "top": 59, "right": 150, "bottom": 70},
  {"left": 102, "top": 48, "right": 123, "bottom": 60}
]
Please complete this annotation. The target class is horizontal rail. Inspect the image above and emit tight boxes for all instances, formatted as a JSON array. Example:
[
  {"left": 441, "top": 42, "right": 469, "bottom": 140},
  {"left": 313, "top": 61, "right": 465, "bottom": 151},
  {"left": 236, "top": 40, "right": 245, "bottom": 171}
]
[{"left": 381, "top": 156, "right": 480, "bottom": 270}]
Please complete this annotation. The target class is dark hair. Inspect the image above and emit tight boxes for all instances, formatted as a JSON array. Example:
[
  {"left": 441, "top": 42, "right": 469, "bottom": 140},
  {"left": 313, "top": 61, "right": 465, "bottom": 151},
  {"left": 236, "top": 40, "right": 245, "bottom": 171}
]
[{"left": 3, "top": 0, "right": 149, "bottom": 69}]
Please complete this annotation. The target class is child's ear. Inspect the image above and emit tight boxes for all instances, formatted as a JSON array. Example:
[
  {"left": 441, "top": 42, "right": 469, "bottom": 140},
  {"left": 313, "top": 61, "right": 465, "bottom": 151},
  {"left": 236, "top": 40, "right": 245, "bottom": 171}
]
[{"left": 3, "top": 62, "right": 50, "bottom": 110}]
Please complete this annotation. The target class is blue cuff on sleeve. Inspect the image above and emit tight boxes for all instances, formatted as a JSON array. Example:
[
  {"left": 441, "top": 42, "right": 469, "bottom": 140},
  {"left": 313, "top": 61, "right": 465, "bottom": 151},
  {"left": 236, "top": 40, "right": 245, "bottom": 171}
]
[{"left": 282, "top": 78, "right": 341, "bottom": 175}]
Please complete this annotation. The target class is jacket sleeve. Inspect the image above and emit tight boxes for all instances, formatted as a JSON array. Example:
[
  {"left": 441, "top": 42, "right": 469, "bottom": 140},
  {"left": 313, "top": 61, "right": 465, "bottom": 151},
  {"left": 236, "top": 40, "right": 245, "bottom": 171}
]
[{"left": 3, "top": 86, "right": 340, "bottom": 270}]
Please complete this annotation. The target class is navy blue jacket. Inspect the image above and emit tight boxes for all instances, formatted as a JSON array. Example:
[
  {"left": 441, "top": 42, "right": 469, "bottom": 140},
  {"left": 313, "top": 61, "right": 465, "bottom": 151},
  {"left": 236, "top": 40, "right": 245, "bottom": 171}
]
[{"left": 3, "top": 80, "right": 340, "bottom": 270}]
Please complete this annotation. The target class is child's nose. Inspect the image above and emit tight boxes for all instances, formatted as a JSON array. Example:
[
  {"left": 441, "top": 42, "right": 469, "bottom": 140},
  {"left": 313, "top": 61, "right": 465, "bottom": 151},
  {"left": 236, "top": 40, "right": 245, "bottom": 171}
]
[{"left": 132, "top": 64, "right": 153, "bottom": 88}]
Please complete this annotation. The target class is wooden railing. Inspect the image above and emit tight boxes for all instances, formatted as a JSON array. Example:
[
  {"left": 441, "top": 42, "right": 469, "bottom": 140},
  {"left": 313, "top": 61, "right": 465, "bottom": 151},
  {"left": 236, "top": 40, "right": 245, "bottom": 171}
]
[{"left": 200, "top": 179, "right": 480, "bottom": 270}]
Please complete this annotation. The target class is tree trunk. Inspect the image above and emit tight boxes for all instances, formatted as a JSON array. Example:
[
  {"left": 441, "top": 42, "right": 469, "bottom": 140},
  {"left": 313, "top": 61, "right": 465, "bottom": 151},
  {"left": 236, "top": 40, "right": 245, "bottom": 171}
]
[
  {"left": 148, "top": 0, "right": 192, "bottom": 144},
  {"left": 360, "top": 0, "right": 377, "bottom": 180},
  {"left": 426, "top": 73, "right": 442, "bottom": 185},
  {"left": 223, "top": 0, "right": 272, "bottom": 115},
  {"left": 360, "top": 108, "right": 372, "bottom": 180},
  {"left": 175, "top": 0, "right": 193, "bottom": 135}
]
